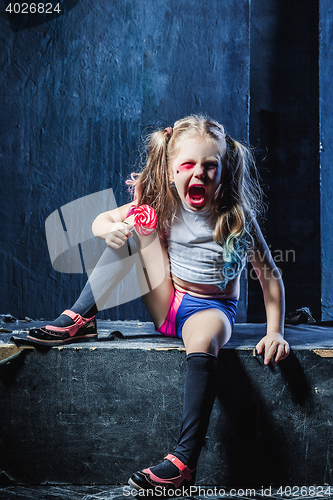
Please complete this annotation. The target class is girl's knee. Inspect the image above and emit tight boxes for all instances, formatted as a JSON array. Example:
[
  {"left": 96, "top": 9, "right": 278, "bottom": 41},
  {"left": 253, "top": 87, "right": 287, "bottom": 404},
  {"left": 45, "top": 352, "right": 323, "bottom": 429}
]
[
  {"left": 183, "top": 311, "right": 232, "bottom": 356},
  {"left": 186, "top": 331, "right": 228, "bottom": 356}
]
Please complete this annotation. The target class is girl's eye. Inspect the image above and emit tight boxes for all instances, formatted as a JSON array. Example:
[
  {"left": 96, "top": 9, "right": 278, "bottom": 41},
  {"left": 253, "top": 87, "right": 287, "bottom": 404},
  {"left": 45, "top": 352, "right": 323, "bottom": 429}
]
[
  {"left": 179, "top": 163, "right": 195, "bottom": 170},
  {"left": 178, "top": 162, "right": 218, "bottom": 171}
]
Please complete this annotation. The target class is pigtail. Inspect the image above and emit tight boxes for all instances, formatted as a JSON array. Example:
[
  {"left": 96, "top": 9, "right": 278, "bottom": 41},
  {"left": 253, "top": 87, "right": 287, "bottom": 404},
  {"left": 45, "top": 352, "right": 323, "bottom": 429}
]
[
  {"left": 213, "top": 135, "right": 263, "bottom": 289},
  {"left": 128, "top": 129, "right": 177, "bottom": 239}
]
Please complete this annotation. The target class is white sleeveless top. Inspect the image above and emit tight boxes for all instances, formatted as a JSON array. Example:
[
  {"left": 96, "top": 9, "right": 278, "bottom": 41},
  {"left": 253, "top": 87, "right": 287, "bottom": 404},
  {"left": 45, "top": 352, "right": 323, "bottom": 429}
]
[{"left": 168, "top": 200, "right": 227, "bottom": 285}]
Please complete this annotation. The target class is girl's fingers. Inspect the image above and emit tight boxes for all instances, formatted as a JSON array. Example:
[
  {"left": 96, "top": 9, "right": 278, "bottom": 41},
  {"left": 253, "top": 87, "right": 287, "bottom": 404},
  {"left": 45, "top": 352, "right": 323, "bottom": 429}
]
[
  {"left": 264, "top": 347, "right": 274, "bottom": 364},
  {"left": 105, "top": 226, "right": 135, "bottom": 248},
  {"left": 280, "top": 343, "right": 290, "bottom": 360},
  {"left": 106, "top": 234, "right": 126, "bottom": 248},
  {"left": 269, "top": 341, "right": 290, "bottom": 364},
  {"left": 114, "top": 229, "right": 130, "bottom": 241},
  {"left": 274, "top": 343, "right": 284, "bottom": 363},
  {"left": 125, "top": 222, "right": 135, "bottom": 231},
  {"left": 122, "top": 224, "right": 133, "bottom": 236},
  {"left": 256, "top": 339, "right": 265, "bottom": 354},
  {"left": 262, "top": 342, "right": 273, "bottom": 364},
  {"left": 265, "top": 341, "right": 279, "bottom": 364},
  {"left": 113, "top": 222, "right": 134, "bottom": 236},
  {"left": 257, "top": 337, "right": 290, "bottom": 364},
  {"left": 107, "top": 241, "right": 124, "bottom": 249}
]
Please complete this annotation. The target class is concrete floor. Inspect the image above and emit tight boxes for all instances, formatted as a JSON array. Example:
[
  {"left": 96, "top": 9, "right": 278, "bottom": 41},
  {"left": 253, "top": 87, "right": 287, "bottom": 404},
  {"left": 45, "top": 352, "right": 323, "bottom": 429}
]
[{"left": 1, "top": 485, "right": 333, "bottom": 499}]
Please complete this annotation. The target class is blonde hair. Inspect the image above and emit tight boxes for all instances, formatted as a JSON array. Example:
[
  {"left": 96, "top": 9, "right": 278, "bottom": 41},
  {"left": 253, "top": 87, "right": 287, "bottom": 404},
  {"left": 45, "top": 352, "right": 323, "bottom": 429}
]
[{"left": 127, "top": 115, "right": 264, "bottom": 288}]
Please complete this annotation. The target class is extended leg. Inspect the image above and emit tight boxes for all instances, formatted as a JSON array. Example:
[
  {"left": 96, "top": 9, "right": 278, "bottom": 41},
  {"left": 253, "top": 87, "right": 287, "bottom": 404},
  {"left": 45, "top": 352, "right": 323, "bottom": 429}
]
[
  {"left": 27, "top": 236, "right": 141, "bottom": 345},
  {"left": 28, "top": 228, "right": 174, "bottom": 345}
]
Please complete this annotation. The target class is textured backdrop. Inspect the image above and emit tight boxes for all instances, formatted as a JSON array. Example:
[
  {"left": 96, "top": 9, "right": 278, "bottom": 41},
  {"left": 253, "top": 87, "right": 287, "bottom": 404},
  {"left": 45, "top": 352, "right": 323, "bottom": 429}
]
[{"left": 0, "top": 0, "right": 250, "bottom": 321}]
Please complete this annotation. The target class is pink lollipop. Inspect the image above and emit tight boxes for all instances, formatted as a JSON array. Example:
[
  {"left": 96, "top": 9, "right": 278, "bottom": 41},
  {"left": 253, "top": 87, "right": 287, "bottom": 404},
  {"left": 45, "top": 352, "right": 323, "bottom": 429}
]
[{"left": 134, "top": 205, "right": 158, "bottom": 235}]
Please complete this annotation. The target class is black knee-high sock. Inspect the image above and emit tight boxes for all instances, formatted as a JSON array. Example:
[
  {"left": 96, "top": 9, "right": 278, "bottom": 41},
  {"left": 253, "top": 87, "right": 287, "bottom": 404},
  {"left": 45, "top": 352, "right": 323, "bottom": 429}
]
[
  {"left": 51, "top": 236, "right": 139, "bottom": 327},
  {"left": 151, "top": 352, "right": 218, "bottom": 478},
  {"left": 174, "top": 352, "right": 218, "bottom": 468}
]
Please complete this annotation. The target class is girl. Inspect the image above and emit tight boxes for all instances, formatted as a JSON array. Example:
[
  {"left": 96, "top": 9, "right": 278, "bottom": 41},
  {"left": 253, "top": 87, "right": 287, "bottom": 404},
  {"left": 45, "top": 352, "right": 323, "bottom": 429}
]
[{"left": 28, "top": 115, "right": 289, "bottom": 492}]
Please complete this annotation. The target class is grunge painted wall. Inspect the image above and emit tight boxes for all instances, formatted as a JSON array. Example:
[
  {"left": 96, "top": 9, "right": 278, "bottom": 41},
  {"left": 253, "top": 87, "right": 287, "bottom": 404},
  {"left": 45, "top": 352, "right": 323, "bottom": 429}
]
[
  {"left": 0, "top": 0, "right": 250, "bottom": 321},
  {"left": 319, "top": 0, "right": 333, "bottom": 321}
]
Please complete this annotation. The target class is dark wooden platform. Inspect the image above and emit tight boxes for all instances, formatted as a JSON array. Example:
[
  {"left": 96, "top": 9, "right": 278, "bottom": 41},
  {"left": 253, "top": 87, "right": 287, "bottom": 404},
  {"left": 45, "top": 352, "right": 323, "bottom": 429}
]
[
  {"left": 1, "top": 320, "right": 333, "bottom": 489},
  {"left": 2, "top": 318, "right": 333, "bottom": 350}
]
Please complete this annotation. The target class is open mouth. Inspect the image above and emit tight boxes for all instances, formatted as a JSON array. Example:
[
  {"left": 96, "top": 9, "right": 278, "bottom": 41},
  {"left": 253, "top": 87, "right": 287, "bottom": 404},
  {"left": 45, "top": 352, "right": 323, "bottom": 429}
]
[{"left": 188, "top": 185, "right": 207, "bottom": 205}]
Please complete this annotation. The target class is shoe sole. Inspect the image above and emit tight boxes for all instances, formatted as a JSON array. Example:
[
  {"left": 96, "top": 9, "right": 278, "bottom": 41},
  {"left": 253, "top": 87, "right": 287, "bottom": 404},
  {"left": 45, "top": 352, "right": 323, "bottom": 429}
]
[
  {"left": 26, "top": 333, "right": 98, "bottom": 347},
  {"left": 128, "top": 476, "right": 195, "bottom": 496},
  {"left": 128, "top": 478, "right": 143, "bottom": 491},
  {"left": 128, "top": 477, "right": 166, "bottom": 495}
]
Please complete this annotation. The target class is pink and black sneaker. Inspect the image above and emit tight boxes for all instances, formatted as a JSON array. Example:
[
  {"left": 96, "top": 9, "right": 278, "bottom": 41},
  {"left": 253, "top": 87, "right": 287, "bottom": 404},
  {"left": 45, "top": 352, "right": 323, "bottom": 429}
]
[
  {"left": 27, "top": 309, "right": 97, "bottom": 346},
  {"left": 129, "top": 454, "right": 195, "bottom": 496}
]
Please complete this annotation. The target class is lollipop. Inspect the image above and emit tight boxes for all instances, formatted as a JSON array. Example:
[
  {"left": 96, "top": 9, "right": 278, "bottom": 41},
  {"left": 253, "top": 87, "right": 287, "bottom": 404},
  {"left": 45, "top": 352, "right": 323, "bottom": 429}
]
[{"left": 134, "top": 204, "right": 158, "bottom": 235}]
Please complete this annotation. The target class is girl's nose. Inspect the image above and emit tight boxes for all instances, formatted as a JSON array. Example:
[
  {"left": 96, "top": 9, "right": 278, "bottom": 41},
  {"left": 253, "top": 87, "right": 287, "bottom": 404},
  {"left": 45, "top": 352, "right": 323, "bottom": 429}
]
[{"left": 193, "top": 163, "right": 205, "bottom": 178}]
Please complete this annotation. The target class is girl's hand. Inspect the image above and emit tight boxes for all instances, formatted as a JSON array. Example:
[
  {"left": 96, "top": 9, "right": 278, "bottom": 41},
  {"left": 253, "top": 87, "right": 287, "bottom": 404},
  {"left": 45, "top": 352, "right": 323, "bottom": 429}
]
[
  {"left": 105, "top": 222, "right": 134, "bottom": 249},
  {"left": 256, "top": 333, "right": 289, "bottom": 365}
]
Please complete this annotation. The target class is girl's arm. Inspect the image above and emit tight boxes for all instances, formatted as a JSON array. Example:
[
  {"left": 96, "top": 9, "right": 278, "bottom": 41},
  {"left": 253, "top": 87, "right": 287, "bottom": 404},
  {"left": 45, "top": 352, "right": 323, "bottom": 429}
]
[
  {"left": 249, "top": 220, "right": 290, "bottom": 365},
  {"left": 92, "top": 202, "right": 136, "bottom": 249}
]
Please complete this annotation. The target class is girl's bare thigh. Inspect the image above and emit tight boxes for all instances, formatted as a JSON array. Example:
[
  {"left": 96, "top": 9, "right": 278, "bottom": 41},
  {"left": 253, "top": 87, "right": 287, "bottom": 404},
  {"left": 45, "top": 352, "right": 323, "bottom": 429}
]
[
  {"left": 135, "top": 231, "right": 174, "bottom": 329},
  {"left": 181, "top": 308, "right": 232, "bottom": 356}
]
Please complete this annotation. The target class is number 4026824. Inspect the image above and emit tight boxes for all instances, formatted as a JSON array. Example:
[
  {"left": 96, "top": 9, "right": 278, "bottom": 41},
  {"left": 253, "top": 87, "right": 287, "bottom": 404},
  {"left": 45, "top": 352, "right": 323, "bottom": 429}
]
[{"left": 6, "top": 3, "right": 61, "bottom": 14}]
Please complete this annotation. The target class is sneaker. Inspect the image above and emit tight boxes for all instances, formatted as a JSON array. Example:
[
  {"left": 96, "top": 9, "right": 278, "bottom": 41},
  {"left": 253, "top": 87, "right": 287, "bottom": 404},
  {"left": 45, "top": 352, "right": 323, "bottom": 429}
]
[
  {"left": 129, "top": 454, "right": 195, "bottom": 495},
  {"left": 27, "top": 309, "right": 97, "bottom": 346}
]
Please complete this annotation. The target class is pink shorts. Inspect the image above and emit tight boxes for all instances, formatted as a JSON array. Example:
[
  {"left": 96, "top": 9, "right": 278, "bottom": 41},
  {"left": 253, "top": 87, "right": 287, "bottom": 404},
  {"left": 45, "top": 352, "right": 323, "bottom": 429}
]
[{"left": 156, "top": 289, "right": 186, "bottom": 337}]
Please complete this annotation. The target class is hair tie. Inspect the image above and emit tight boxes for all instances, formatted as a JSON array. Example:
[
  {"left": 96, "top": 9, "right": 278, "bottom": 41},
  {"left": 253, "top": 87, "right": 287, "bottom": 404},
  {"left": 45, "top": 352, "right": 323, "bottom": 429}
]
[{"left": 165, "top": 127, "right": 173, "bottom": 137}]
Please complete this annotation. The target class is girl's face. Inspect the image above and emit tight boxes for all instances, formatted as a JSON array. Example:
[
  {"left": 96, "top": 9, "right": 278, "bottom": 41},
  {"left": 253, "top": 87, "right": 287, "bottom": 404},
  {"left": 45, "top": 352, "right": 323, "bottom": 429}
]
[{"left": 169, "top": 135, "right": 224, "bottom": 211}]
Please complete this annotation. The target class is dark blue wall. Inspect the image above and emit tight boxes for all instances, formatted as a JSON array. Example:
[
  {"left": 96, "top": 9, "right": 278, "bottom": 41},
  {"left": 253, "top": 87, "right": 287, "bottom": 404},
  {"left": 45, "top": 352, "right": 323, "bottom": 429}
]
[
  {"left": 2, "top": 0, "right": 332, "bottom": 323},
  {"left": 249, "top": 0, "right": 322, "bottom": 321},
  {"left": 319, "top": 0, "right": 333, "bottom": 321},
  {"left": 0, "top": 0, "right": 250, "bottom": 321}
]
